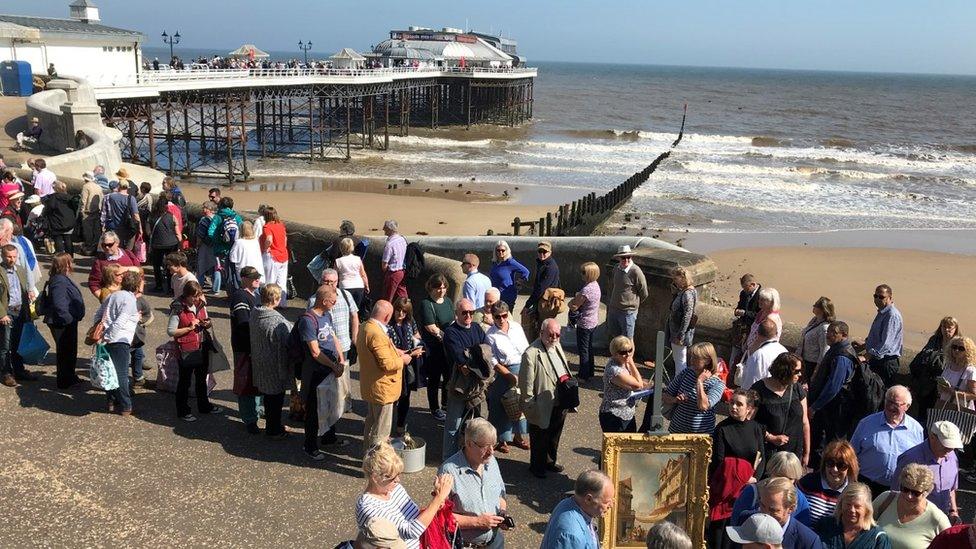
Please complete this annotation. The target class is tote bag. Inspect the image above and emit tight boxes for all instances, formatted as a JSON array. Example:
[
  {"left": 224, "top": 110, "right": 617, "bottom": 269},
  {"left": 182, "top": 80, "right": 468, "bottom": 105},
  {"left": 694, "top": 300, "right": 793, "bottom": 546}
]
[{"left": 89, "top": 344, "right": 119, "bottom": 391}]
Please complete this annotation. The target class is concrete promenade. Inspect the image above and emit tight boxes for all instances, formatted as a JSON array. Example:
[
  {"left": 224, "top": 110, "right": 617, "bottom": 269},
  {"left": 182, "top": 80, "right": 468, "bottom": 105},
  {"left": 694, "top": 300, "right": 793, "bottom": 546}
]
[{"left": 0, "top": 254, "right": 609, "bottom": 547}]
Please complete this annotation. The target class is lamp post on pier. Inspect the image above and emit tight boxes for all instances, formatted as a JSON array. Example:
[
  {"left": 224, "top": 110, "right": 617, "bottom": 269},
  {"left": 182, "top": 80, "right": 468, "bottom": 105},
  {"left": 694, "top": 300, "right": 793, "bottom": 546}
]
[
  {"left": 298, "top": 40, "right": 312, "bottom": 66},
  {"left": 161, "top": 30, "right": 181, "bottom": 63}
]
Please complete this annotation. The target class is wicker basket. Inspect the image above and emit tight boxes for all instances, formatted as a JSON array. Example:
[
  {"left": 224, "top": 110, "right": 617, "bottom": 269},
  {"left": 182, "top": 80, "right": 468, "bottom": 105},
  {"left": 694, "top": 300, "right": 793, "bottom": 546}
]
[{"left": 501, "top": 387, "right": 524, "bottom": 423}]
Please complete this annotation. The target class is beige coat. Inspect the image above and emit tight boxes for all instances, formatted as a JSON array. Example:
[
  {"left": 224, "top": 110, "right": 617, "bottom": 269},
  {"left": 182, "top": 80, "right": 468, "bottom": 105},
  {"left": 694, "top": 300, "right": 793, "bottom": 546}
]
[{"left": 518, "top": 339, "right": 569, "bottom": 429}]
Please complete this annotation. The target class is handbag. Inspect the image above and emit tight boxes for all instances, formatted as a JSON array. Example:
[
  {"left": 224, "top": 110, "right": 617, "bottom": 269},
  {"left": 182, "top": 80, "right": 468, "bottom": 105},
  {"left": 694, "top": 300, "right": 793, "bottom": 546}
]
[
  {"left": 205, "top": 329, "right": 231, "bottom": 373},
  {"left": 501, "top": 386, "right": 524, "bottom": 422},
  {"left": 133, "top": 233, "right": 147, "bottom": 263},
  {"left": 556, "top": 377, "right": 580, "bottom": 410},
  {"left": 89, "top": 344, "right": 120, "bottom": 391},
  {"left": 928, "top": 377, "right": 976, "bottom": 444},
  {"left": 17, "top": 322, "right": 50, "bottom": 364},
  {"left": 85, "top": 310, "right": 107, "bottom": 346},
  {"left": 232, "top": 353, "right": 259, "bottom": 396}
]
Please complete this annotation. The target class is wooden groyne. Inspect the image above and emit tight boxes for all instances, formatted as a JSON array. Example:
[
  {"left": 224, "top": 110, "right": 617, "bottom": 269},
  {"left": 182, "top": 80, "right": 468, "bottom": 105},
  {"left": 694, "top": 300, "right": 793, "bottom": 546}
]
[{"left": 510, "top": 105, "right": 687, "bottom": 238}]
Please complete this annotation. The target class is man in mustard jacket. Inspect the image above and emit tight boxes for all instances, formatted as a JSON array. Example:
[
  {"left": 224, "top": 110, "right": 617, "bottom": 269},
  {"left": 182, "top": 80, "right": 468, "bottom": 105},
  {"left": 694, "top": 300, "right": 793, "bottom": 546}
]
[
  {"left": 519, "top": 318, "right": 572, "bottom": 478},
  {"left": 357, "top": 300, "right": 413, "bottom": 449}
]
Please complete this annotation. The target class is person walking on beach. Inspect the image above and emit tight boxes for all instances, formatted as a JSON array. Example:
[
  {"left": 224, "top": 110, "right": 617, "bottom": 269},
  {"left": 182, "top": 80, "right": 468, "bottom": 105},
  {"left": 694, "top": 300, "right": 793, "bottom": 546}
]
[
  {"left": 461, "top": 253, "right": 491, "bottom": 309},
  {"left": 380, "top": 219, "right": 408, "bottom": 303},
  {"left": 607, "top": 245, "right": 647, "bottom": 341},
  {"left": 856, "top": 284, "right": 903, "bottom": 388}
]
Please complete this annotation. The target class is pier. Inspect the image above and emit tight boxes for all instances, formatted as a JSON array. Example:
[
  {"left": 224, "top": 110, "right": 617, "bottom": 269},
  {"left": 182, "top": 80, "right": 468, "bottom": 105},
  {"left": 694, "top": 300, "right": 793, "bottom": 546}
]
[{"left": 93, "top": 67, "right": 536, "bottom": 181}]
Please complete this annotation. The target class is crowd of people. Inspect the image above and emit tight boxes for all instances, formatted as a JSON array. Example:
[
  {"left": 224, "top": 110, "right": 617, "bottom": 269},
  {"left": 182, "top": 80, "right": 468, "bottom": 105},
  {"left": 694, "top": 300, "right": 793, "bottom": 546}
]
[{"left": 2, "top": 157, "right": 976, "bottom": 548}]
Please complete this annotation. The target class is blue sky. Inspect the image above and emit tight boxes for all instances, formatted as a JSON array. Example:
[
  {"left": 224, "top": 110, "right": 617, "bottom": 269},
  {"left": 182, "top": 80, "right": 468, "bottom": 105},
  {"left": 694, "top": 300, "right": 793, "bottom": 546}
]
[{"left": 10, "top": 0, "right": 976, "bottom": 75}]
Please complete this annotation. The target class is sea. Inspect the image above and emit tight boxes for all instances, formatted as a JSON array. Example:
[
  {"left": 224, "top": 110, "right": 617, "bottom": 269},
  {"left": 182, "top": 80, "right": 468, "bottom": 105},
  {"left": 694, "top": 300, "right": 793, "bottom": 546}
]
[{"left": 144, "top": 48, "right": 976, "bottom": 233}]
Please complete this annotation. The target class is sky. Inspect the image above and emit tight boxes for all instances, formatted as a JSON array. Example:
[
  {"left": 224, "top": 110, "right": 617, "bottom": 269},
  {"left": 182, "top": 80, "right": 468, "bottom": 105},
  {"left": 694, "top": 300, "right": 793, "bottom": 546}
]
[{"left": 9, "top": 0, "right": 976, "bottom": 75}]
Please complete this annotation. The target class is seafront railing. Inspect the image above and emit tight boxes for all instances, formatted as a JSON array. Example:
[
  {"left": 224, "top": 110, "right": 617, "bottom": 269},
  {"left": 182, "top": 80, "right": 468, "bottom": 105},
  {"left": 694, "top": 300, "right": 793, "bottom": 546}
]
[
  {"left": 511, "top": 105, "right": 687, "bottom": 238},
  {"left": 87, "top": 66, "right": 538, "bottom": 88}
]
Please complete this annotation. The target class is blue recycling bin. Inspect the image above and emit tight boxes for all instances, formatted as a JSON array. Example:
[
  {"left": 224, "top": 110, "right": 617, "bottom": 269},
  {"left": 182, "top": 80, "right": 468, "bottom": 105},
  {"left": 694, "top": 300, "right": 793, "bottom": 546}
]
[{"left": 0, "top": 60, "right": 33, "bottom": 97}]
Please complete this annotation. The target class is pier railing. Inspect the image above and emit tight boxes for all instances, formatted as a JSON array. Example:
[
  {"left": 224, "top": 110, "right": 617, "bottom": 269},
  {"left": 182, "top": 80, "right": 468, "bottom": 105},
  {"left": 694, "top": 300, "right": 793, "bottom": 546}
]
[
  {"left": 88, "top": 66, "right": 538, "bottom": 88},
  {"left": 511, "top": 106, "right": 687, "bottom": 237}
]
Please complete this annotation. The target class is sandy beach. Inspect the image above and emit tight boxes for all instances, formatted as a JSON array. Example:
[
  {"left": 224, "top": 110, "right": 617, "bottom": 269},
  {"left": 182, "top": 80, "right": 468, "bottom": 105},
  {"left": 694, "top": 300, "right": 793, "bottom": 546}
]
[
  {"left": 682, "top": 230, "right": 976, "bottom": 350},
  {"left": 181, "top": 179, "right": 552, "bottom": 237}
]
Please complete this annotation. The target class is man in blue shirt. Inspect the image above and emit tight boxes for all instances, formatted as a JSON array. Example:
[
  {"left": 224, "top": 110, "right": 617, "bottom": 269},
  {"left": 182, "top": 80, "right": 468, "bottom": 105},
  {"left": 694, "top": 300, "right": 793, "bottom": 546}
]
[
  {"left": 461, "top": 253, "right": 492, "bottom": 309},
  {"left": 850, "top": 385, "right": 924, "bottom": 497},
  {"left": 858, "top": 284, "right": 903, "bottom": 388},
  {"left": 439, "top": 418, "right": 509, "bottom": 548},
  {"left": 808, "top": 321, "right": 857, "bottom": 468},
  {"left": 541, "top": 469, "right": 613, "bottom": 549}
]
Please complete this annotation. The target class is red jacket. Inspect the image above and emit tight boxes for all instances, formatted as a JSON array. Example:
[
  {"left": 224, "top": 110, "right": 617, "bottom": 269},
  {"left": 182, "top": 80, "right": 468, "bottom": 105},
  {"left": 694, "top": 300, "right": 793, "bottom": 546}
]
[
  {"left": 419, "top": 499, "right": 458, "bottom": 549},
  {"left": 174, "top": 301, "right": 208, "bottom": 353},
  {"left": 708, "top": 456, "right": 755, "bottom": 522},
  {"left": 88, "top": 249, "right": 140, "bottom": 296}
]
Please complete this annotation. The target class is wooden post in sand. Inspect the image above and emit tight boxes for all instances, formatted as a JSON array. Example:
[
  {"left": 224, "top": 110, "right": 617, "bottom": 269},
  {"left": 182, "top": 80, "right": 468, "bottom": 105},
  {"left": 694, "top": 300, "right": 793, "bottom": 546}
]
[{"left": 512, "top": 217, "right": 521, "bottom": 236}]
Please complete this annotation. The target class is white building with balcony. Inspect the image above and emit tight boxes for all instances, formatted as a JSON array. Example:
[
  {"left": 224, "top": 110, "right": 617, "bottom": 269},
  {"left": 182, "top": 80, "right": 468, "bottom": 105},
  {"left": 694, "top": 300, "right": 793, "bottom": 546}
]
[{"left": 0, "top": 1, "right": 143, "bottom": 83}]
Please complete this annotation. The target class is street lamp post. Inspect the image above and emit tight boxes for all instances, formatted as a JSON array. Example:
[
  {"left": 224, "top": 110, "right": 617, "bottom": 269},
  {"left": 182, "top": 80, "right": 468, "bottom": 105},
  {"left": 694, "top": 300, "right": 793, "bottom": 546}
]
[
  {"left": 298, "top": 40, "right": 312, "bottom": 66},
  {"left": 161, "top": 30, "right": 181, "bottom": 63}
]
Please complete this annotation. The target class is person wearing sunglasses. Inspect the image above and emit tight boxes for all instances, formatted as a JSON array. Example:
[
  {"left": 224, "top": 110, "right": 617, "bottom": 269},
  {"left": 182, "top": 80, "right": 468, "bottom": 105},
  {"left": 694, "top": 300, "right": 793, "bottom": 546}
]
[
  {"left": 891, "top": 421, "right": 962, "bottom": 521},
  {"left": 872, "top": 463, "right": 950, "bottom": 548},
  {"left": 488, "top": 240, "right": 529, "bottom": 311},
  {"left": 799, "top": 440, "right": 860, "bottom": 531},
  {"left": 485, "top": 301, "right": 530, "bottom": 453},
  {"left": 441, "top": 298, "right": 490, "bottom": 460},
  {"left": 599, "top": 336, "right": 650, "bottom": 433},
  {"left": 937, "top": 336, "right": 976, "bottom": 412},
  {"left": 752, "top": 352, "right": 811, "bottom": 467},
  {"left": 87, "top": 230, "right": 141, "bottom": 297},
  {"left": 856, "top": 284, "right": 903, "bottom": 389}
]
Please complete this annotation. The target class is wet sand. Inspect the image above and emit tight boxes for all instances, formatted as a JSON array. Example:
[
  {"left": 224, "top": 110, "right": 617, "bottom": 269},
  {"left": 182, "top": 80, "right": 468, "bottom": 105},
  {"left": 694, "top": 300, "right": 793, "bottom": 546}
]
[
  {"left": 181, "top": 180, "right": 551, "bottom": 237},
  {"left": 682, "top": 230, "right": 976, "bottom": 350}
]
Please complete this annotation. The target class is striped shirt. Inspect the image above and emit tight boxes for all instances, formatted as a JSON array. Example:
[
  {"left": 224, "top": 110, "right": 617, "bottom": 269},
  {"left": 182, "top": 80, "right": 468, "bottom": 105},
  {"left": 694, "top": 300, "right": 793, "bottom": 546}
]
[
  {"left": 798, "top": 472, "right": 846, "bottom": 531},
  {"left": 355, "top": 484, "right": 424, "bottom": 548},
  {"left": 665, "top": 368, "right": 724, "bottom": 434}
]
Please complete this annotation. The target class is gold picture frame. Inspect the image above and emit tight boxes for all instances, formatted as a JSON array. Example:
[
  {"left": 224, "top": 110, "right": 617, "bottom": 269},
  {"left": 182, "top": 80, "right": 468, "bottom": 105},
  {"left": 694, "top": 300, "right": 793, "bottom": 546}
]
[{"left": 601, "top": 433, "right": 712, "bottom": 548}]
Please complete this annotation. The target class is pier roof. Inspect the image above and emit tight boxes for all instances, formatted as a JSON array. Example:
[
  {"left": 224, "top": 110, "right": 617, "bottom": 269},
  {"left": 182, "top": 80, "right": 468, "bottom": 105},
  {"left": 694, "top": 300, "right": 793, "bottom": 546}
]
[{"left": 0, "top": 14, "right": 142, "bottom": 39}]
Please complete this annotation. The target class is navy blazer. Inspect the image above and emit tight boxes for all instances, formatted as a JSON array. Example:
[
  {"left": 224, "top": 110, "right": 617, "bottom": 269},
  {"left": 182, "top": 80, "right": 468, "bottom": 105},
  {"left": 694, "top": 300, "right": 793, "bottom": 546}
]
[
  {"left": 43, "top": 273, "right": 86, "bottom": 326},
  {"left": 784, "top": 518, "right": 823, "bottom": 549}
]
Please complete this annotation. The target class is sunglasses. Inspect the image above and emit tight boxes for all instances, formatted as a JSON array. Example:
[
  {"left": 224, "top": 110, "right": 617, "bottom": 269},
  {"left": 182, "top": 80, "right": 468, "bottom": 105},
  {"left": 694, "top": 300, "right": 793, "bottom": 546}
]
[
  {"left": 824, "top": 459, "right": 849, "bottom": 471},
  {"left": 792, "top": 368, "right": 803, "bottom": 375},
  {"left": 496, "top": 313, "right": 509, "bottom": 320},
  {"left": 617, "top": 349, "right": 633, "bottom": 355},
  {"left": 101, "top": 241, "right": 118, "bottom": 247},
  {"left": 495, "top": 249, "right": 505, "bottom": 253},
  {"left": 460, "top": 310, "right": 475, "bottom": 316},
  {"left": 873, "top": 294, "right": 886, "bottom": 299},
  {"left": 952, "top": 345, "right": 966, "bottom": 352},
  {"left": 900, "top": 486, "right": 923, "bottom": 498}
]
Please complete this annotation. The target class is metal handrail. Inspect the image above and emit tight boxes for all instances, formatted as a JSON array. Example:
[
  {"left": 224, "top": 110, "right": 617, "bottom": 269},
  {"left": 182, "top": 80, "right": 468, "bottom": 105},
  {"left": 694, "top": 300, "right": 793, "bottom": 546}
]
[{"left": 88, "top": 66, "right": 538, "bottom": 88}]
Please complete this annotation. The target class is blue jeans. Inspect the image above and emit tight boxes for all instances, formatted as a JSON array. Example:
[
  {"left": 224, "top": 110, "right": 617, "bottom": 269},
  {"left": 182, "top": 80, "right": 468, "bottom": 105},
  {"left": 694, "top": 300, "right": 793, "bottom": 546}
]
[
  {"left": 106, "top": 342, "right": 132, "bottom": 412},
  {"left": 576, "top": 326, "right": 595, "bottom": 378},
  {"left": 130, "top": 346, "right": 145, "bottom": 381},
  {"left": 238, "top": 394, "right": 263, "bottom": 426},
  {"left": 488, "top": 366, "right": 527, "bottom": 443},
  {"left": 607, "top": 308, "right": 637, "bottom": 340},
  {"left": 442, "top": 396, "right": 466, "bottom": 460},
  {"left": 211, "top": 267, "right": 223, "bottom": 294}
]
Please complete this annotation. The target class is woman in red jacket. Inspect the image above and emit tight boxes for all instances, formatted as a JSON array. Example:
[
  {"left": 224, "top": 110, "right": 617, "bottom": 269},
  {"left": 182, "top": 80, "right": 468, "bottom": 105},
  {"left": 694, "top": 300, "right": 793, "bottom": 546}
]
[{"left": 167, "top": 281, "right": 221, "bottom": 421}]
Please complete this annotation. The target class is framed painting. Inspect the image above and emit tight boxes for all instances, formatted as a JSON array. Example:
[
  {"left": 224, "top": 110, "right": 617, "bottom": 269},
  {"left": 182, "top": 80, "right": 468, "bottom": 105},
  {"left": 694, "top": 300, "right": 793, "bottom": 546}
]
[{"left": 600, "top": 433, "right": 712, "bottom": 549}]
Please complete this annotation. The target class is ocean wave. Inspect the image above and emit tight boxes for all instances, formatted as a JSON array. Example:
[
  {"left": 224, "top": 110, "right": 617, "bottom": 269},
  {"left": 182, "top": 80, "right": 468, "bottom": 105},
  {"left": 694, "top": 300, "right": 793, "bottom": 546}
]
[
  {"left": 821, "top": 137, "right": 857, "bottom": 149},
  {"left": 387, "top": 135, "right": 495, "bottom": 148}
]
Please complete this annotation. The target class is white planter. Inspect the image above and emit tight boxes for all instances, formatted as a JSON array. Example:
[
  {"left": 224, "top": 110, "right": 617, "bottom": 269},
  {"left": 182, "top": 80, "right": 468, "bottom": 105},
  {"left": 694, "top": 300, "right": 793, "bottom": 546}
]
[{"left": 392, "top": 437, "right": 427, "bottom": 473}]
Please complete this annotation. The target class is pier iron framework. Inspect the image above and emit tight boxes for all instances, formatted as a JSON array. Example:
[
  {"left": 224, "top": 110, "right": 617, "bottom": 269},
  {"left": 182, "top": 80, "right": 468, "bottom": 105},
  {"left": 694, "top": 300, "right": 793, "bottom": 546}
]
[{"left": 98, "top": 76, "right": 534, "bottom": 181}]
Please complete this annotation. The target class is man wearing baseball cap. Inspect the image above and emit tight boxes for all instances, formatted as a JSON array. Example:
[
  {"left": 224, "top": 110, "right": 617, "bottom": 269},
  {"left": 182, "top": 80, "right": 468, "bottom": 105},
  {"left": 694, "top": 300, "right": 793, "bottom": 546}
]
[
  {"left": 891, "top": 420, "right": 962, "bottom": 521},
  {"left": 726, "top": 513, "right": 784, "bottom": 548}
]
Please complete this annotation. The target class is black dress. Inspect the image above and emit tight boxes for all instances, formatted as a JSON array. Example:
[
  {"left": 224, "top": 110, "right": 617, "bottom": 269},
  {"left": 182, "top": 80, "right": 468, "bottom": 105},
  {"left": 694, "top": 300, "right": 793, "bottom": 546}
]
[{"left": 751, "top": 380, "right": 806, "bottom": 461}]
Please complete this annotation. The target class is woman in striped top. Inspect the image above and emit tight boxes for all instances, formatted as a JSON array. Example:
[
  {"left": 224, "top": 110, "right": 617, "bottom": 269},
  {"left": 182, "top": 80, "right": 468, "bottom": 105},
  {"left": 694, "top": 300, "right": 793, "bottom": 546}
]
[
  {"left": 355, "top": 442, "right": 454, "bottom": 548},
  {"left": 798, "top": 439, "right": 859, "bottom": 531},
  {"left": 664, "top": 342, "right": 726, "bottom": 434}
]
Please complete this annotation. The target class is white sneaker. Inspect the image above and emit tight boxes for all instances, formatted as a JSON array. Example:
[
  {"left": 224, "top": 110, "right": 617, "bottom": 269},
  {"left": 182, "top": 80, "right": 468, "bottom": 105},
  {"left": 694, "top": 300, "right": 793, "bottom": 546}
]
[{"left": 180, "top": 414, "right": 198, "bottom": 422}]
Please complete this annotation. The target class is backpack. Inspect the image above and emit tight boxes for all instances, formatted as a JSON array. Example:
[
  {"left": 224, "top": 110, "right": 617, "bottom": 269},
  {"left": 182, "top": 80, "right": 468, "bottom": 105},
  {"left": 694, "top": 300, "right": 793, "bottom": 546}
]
[
  {"left": 286, "top": 311, "right": 318, "bottom": 379},
  {"left": 354, "top": 237, "right": 370, "bottom": 259},
  {"left": 404, "top": 241, "right": 425, "bottom": 280},
  {"left": 846, "top": 360, "right": 885, "bottom": 421},
  {"left": 222, "top": 215, "right": 240, "bottom": 244}
]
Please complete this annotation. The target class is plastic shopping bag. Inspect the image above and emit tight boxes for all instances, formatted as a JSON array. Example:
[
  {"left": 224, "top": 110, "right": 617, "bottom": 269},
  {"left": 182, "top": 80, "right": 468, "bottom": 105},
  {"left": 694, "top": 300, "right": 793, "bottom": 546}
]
[{"left": 17, "top": 322, "right": 50, "bottom": 364}]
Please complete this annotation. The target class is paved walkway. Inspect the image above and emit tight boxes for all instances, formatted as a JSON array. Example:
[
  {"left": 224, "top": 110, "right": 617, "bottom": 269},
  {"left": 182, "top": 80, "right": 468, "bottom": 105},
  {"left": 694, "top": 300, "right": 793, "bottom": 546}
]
[{"left": 0, "top": 253, "right": 614, "bottom": 547}]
